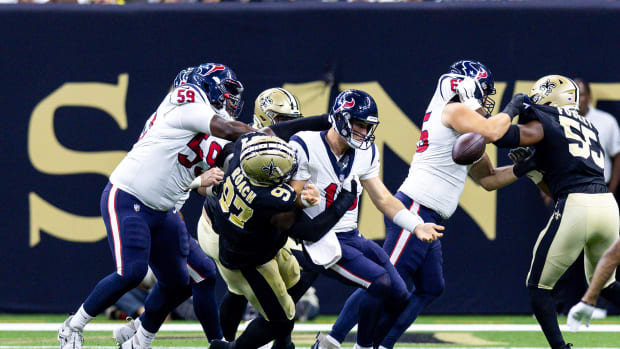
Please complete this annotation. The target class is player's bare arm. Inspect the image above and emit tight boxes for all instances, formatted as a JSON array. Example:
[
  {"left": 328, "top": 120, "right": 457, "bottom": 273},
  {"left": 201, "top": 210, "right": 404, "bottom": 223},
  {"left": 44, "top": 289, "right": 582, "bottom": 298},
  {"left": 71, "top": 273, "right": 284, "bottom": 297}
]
[
  {"left": 209, "top": 114, "right": 258, "bottom": 141},
  {"left": 516, "top": 120, "right": 545, "bottom": 146},
  {"left": 361, "top": 176, "right": 444, "bottom": 242},
  {"left": 442, "top": 103, "right": 511, "bottom": 142},
  {"left": 468, "top": 154, "right": 518, "bottom": 191}
]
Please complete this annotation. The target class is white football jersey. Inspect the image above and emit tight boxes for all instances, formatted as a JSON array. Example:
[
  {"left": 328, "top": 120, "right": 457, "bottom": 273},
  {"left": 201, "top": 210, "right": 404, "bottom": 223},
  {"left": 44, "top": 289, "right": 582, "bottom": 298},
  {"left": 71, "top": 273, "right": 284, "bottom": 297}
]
[
  {"left": 398, "top": 73, "right": 473, "bottom": 219},
  {"left": 110, "top": 84, "right": 229, "bottom": 211},
  {"left": 290, "top": 130, "right": 380, "bottom": 233}
]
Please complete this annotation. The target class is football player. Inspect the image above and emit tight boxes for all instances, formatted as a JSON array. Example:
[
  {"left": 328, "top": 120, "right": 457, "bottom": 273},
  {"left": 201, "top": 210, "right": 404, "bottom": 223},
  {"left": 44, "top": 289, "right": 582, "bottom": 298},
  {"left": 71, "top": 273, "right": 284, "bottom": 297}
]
[
  {"left": 321, "top": 60, "right": 526, "bottom": 349},
  {"left": 57, "top": 63, "right": 257, "bottom": 349},
  {"left": 475, "top": 75, "right": 619, "bottom": 349},
  {"left": 289, "top": 89, "right": 444, "bottom": 349},
  {"left": 111, "top": 79, "right": 332, "bottom": 348},
  {"left": 202, "top": 133, "right": 358, "bottom": 349}
]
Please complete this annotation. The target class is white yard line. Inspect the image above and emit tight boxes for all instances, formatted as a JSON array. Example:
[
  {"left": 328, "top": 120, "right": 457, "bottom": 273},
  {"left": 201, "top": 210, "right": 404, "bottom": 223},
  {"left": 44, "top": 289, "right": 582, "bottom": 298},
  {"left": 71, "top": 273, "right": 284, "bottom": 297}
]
[
  {"left": 1, "top": 323, "right": 619, "bottom": 332},
  {"left": 1, "top": 347, "right": 620, "bottom": 349}
]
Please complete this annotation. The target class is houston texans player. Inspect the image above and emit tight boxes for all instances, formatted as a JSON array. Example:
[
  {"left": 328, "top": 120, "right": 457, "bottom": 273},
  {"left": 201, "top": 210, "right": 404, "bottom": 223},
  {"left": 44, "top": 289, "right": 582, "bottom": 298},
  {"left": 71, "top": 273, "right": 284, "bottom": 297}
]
[
  {"left": 319, "top": 60, "right": 526, "bottom": 349},
  {"left": 289, "top": 89, "right": 444, "bottom": 349},
  {"left": 57, "top": 63, "right": 257, "bottom": 349},
  {"left": 473, "top": 75, "right": 620, "bottom": 349}
]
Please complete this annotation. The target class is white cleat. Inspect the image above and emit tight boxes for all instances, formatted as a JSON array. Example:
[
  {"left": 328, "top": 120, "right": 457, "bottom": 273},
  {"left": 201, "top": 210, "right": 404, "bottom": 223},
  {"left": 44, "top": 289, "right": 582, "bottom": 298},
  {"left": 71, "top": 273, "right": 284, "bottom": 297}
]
[
  {"left": 58, "top": 316, "right": 83, "bottom": 349},
  {"left": 120, "top": 335, "right": 151, "bottom": 349},
  {"left": 311, "top": 332, "right": 341, "bottom": 349},
  {"left": 113, "top": 317, "right": 139, "bottom": 345}
]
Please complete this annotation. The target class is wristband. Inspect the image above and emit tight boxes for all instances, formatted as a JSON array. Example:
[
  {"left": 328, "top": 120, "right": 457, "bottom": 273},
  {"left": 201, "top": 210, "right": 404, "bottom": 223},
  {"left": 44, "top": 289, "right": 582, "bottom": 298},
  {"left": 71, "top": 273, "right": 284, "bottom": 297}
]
[
  {"left": 393, "top": 208, "right": 424, "bottom": 233},
  {"left": 189, "top": 176, "right": 202, "bottom": 190},
  {"left": 300, "top": 193, "right": 315, "bottom": 208},
  {"left": 526, "top": 170, "right": 543, "bottom": 184},
  {"left": 205, "top": 185, "right": 216, "bottom": 197}
]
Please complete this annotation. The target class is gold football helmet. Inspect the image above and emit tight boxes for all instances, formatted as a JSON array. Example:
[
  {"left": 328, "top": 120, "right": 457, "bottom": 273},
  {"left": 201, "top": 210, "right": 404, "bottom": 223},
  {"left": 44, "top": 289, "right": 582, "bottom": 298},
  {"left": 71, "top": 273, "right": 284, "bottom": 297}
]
[
  {"left": 253, "top": 88, "right": 302, "bottom": 128},
  {"left": 240, "top": 135, "right": 298, "bottom": 186},
  {"left": 529, "top": 75, "right": 579, "bottom": 110}
]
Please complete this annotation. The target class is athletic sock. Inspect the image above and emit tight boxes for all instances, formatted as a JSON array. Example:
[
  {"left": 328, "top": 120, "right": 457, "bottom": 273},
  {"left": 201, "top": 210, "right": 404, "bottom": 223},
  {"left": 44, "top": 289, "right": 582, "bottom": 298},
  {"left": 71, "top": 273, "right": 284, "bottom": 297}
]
[
  {"left": 600, "top": 281, "right": 620, "bottom": 306},
  {"left": 219, "top": 292, "right": 248, "bottom": 341},
  {"left": 136, "top": 325, "right": 156, "bottom": 348},
  {"left": 192, "top": 279, "right": 223, "bottom": 341},
  {"left": 69, "top": 305, "right": 93, "bottom": 331},
  {"left": 528, "top": 287, "right": 565, "bottom": 349}
]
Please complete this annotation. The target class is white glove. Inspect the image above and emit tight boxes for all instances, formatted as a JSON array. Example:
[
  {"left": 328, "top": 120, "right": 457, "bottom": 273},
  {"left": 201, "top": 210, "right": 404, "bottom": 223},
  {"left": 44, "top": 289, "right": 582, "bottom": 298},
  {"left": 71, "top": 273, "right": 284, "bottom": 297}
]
[
  {"left": 567, "top": 301, "right": 596, "bottom": 331},
  {"left": 456, "top": 77, "right": 483, "bottom": 111}
]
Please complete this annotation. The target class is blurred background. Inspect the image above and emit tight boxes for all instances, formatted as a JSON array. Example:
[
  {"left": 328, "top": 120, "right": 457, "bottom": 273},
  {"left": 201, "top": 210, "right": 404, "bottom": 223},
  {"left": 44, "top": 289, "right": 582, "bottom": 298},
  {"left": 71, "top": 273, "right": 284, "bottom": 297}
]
[{"left": 1, "top": 0, "right": 619, "bottom": 320}]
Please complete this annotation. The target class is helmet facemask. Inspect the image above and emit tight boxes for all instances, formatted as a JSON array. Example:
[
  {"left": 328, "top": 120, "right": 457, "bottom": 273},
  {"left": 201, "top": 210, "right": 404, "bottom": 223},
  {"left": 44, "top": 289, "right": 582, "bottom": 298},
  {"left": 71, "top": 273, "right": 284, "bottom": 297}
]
[
  {"left": 218, "top": 79, "right": 244, "bottom": 119},
  {"left": 332, "top": 112, "right": 378, "bottom": 150}
]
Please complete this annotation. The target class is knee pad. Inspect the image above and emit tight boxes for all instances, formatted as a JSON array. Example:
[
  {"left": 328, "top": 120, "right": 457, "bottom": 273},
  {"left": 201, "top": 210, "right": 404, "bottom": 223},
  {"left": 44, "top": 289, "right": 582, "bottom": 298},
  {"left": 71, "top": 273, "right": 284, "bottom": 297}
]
[
  {"left": 121, "top": 261, "right": 149, "bottom": 288},
  {"left": 419, "top": 276, "right": 445, "bottom": 298},
  {"left": 367, "top": 273, "right": 391, "bottom": 298}
]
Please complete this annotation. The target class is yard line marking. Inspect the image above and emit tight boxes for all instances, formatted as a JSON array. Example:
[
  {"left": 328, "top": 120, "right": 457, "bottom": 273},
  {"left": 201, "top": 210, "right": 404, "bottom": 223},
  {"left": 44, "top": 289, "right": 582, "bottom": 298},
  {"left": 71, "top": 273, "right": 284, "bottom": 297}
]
[
  {"left": 1, "top": 323, "right": 619, "bottom": 332},
  {"left": 1, "top": 347, "right": 620, "bottom": 349}
]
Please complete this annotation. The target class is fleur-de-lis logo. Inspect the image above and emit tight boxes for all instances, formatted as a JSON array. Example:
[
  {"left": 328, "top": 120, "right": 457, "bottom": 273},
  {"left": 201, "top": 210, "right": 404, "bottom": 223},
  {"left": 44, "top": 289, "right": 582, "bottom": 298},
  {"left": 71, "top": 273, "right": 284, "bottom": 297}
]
[
  {"left": 553, "top": 210, "right": 562, "bottom": 220},
  {"left": 539, "top": 79, "right": 557, "bottom": 97},
  {"left": 260, "top": 95, "right": 273, "bottom": 111},
  {"left": 262, "top": 160, "right": 278, "bottom": 177}
]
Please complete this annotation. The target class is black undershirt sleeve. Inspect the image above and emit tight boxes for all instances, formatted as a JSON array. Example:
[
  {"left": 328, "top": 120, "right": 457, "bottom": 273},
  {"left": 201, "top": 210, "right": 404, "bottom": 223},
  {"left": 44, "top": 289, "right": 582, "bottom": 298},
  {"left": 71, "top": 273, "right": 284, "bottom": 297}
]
[{"left": 268, "top": 114, "right": 331, "bottom": 141}]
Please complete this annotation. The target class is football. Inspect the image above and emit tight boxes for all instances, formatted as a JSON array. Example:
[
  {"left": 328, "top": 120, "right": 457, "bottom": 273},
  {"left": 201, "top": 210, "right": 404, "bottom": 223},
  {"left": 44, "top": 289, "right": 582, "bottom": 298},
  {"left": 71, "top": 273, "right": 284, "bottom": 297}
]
[{"left": 452, "top": 132, "right": 486, "bottom": 165}]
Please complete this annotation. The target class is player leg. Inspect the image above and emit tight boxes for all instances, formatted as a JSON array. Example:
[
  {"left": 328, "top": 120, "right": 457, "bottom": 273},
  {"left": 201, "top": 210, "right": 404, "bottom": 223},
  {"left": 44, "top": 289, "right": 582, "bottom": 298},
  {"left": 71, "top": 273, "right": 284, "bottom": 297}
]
[
  {"left": 124, "top": 210, "right": 191, "bottom": 348},
  {"left": 526, "top": 195, "right": 585, "bottom": 349},
  {"left": 326, "top": 232, "right": 409, "bottom": 348},
  {"left": 584, "top": 194, "right": 620, "bottom": 305},
  {"left": 60, "top": 183, "right": 151, "bottom": 349},
  {"left": 187, "top": 237, "right": 224, "bottom": 342}
]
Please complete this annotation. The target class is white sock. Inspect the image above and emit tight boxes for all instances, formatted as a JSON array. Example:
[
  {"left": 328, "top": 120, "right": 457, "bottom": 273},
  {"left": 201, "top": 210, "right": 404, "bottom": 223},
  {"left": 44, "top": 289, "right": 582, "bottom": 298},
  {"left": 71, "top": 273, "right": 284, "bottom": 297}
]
[
  {"left": 69, "top": 305, "right": 93, "bottom": 331},
  {"left": 354, "top": 344, "right": 372, "bottom": 349},
  {"left": 325, "top": 334, "right": 341, "bottom": 347},
  {"left": 378, "top": 346, "right": 389, "bottom": 349},
  {"left": 134, "top": 317, "right": 142, "bottom": 331},
  {"left": 136, "top": 326, "right": 156, "bottom": 347}
]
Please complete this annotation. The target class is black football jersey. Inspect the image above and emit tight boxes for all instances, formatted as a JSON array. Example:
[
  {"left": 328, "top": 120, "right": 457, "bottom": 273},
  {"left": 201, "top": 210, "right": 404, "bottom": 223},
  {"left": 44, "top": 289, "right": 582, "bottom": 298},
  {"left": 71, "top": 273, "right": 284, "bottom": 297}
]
[
  {"left": 204, "top": 133, "right": 297, "bottom": 269},
  {"left": 520, "top": 104, "right": 607, "bottom": 199}
]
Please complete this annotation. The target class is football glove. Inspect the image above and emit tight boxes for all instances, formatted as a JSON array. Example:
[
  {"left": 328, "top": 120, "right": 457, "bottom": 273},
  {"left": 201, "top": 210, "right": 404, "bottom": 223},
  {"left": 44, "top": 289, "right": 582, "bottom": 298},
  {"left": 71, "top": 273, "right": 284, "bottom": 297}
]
[
  {"left": 502, "top": 93, "right": 532, "bottom": 119},
  {"left": 567, "top": 301, "right": 596, "bottom": 331}
]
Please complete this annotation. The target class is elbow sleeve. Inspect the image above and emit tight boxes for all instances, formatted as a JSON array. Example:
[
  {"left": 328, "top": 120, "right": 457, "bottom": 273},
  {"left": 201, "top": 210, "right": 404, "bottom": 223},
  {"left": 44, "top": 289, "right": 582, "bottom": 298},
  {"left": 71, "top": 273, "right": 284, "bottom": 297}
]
[{"left": 493, "top": 124, "right": 521, "bottom": 148}]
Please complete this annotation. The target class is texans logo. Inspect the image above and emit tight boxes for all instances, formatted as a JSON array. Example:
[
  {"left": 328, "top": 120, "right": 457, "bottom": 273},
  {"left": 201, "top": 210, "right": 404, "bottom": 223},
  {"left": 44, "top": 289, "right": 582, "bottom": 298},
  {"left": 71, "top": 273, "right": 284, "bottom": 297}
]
[
  {"left": 205, "top": 65, "right": 226, "bottom": 75},
  {"left": 334, "top": 99, "right": 355, "bottom": 114}
]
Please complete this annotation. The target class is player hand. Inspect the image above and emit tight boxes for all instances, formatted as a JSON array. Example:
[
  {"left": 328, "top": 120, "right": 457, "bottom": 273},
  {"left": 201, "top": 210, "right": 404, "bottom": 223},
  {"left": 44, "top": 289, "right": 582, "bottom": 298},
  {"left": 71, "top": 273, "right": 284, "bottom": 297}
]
[
  {"left": 511, "top": 147, "right": 538, "bottom": 178},
  {"left": 567, "top": 301, "right": 596, "bottom": 331},
  {"left": 502, "top": 93, "right": 532, "bottom": 118},
  {"left": 300, "top": 184, "right": 320, "bottom": 207},
  {"left": 413, "top": 223, "right": 445, "bottom": 243},
  {"left": 200, "top": 167, "right": 225, "bottom": 187}
]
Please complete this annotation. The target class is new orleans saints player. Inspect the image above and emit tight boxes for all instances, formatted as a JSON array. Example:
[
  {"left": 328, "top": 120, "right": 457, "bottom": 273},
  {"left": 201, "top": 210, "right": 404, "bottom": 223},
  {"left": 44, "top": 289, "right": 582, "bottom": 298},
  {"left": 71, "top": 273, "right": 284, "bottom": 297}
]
[
  {"left": 253, "top": 87, "right": 303, "bottom": 128},
  {"left": 479, "top": 75, "right": 620, "bottom": 349},
  {"left": 200, "top": 133, "right": 357, "bottom": 349}
]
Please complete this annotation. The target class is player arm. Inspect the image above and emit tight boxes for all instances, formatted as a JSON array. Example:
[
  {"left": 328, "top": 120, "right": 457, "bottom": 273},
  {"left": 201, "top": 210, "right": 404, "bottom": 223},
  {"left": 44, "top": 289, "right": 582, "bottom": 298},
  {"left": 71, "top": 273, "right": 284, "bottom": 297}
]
[
  {"left": 609, "top": 153, "right": 620, "bottom": 194},
  {"left": 361, "top": 177, "right": 444, "bottom": 243},
  {"left": 263, "top": 114, "right": 331, "bottom": 141},
  {"left": 209, "top": 114, "right": 260, "bottom": 141},
  {"left": 277, "top": 183, "right": 358, "bottom": 242},
  {"left": 468, "top": 154, "right": 518, "bottom": 191},
  {"left": 583, "top": 240, "right": 620, "bottom": 305},
  {"left": 442, "top": 103, "right": 511, "bottom": 142}
]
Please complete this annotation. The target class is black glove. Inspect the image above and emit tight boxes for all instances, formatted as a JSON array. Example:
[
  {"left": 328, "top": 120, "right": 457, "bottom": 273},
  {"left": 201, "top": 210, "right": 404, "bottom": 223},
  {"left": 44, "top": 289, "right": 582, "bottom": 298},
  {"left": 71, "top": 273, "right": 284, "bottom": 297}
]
[
  {"left": 510, "top": 147, "right": 537, "bottom": 177},
  {"left": 502, "top": 93, "right": 532, "bottom": 119},
  {"left": 331, "top": 180, "right": 357, "bottom": 215}
]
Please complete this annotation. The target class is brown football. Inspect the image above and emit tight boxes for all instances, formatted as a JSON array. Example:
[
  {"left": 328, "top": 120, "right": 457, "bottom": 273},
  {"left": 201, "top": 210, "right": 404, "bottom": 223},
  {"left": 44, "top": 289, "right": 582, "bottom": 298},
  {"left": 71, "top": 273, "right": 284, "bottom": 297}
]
[{"left": 451, "top": 132, "right": 486, "bottom": 165}]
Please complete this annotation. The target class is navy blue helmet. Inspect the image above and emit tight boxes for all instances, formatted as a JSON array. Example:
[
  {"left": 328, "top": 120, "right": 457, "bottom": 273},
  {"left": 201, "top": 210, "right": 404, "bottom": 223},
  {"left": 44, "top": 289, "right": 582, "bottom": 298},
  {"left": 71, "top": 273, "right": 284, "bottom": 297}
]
[
  {"left": 180, "top": 63, "right": 244, "bottom": 119},
  {"left": 329, "top": 89, "right": 379, "bottom": 150},
  {"left": 449, "top": 60, "right": 496, "bottom": 113}
]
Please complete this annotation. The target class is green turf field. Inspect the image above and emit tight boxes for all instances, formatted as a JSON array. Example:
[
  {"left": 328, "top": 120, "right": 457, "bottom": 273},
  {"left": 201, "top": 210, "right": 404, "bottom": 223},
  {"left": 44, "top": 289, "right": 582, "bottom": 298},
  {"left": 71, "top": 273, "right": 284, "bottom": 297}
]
[{"left": 1, "top": 314, "right": 618, "bottom": 348}]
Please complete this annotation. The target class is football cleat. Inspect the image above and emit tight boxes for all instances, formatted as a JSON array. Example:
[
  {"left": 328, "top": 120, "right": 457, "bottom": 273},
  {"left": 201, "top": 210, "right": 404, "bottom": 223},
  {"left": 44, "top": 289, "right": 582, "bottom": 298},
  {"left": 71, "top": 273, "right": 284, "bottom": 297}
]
[
  {"left": 120, "top": 335, "right": 151, "bottom": 349},
  {"left": 113, "top": 317, "right": 140, "bottom": 345},
  {"left": 58, "top": 316, "right": 84, "bottom": 349},
  {"left": 310, "top": 332, "right": 340, "bottom": 349},
  {"left": 209, "top": 339, "right": 234, "bottom": 349}
]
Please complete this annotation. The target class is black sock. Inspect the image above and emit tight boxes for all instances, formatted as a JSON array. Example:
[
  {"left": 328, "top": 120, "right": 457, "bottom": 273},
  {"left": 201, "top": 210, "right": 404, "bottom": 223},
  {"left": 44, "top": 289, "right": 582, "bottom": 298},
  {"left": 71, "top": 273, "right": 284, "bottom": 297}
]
[
  {"left": 600, "top": 281, "right": 620, "bottom": 306},
  {"left": 529, "top": 287, "right": 565, "bottom": 349},
  {"left": 235, "top": 318, "right": 293, "bottom": 349},
  {"left": 271, "top": 333, "right": 293, "bottom": 349},
  {"left": 219, "top": 292, "right": 248, "bottom": 341}
]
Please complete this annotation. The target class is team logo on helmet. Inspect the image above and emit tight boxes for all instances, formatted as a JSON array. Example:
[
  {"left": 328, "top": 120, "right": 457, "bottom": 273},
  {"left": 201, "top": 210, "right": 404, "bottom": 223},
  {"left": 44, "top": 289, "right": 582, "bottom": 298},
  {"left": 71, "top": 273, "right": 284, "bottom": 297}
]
[
  {"left": 539, "top": 79, "right": 557, "bottom": 97},
  {"left": 259, "top": 95, "right": 273, "bottom": 111},
  {"left": 476, "top": 71, "right": 488, "bottom": 79},
  {"left": 261, "top": 160, "right": 281, "bottom": 177},
  {"left": 204, "top": 64, "right": 226, "bottom": 75},
  {"left": 334, "top": 99, "right": 356, "bottom": 114}
]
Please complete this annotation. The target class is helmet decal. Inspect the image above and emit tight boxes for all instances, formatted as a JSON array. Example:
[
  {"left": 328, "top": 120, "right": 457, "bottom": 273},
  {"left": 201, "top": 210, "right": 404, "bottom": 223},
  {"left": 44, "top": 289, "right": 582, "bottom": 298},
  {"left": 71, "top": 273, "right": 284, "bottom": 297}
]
[{"left": 334, "top": 98, "right": 356, "bottom": 114}]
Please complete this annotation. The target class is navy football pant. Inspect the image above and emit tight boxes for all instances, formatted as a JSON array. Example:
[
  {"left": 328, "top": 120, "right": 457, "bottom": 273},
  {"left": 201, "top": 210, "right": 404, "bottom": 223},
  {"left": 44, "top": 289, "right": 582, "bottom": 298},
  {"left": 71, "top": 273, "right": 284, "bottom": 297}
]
[
  {"left": 330, "top": 192, "right": 444, "bottom": 348},
  {"left": 322, "top": 230, "right": 409, "bottom": 347},
  {"left": 83, "top": 182, "right": 190, "bottom": 333}
]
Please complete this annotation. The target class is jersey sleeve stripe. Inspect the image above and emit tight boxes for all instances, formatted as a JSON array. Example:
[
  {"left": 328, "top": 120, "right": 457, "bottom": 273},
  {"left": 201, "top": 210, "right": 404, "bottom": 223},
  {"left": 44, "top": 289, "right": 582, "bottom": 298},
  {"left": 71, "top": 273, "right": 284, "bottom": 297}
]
[{"left": 290, "top": 135, "right": 309, "bottom": 161}]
